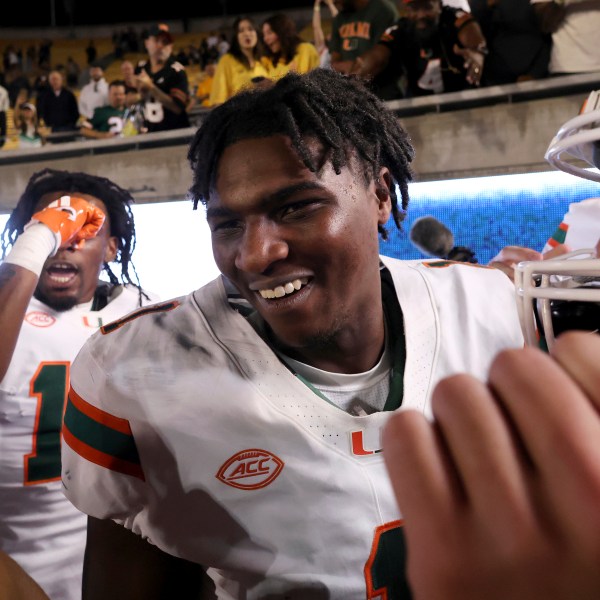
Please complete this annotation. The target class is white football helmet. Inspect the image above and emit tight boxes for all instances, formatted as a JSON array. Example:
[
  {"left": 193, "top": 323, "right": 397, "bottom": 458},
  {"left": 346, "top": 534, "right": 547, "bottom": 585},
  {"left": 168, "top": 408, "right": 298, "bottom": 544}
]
[
  {"left": 515, "top": 90, "right": 600, "bottom": 348},
  {"left": 545, "top": 90, "right": 600, "bottom": 182},
  {"left": 515, "top": 248, "right": 600, "bottom": 349}
]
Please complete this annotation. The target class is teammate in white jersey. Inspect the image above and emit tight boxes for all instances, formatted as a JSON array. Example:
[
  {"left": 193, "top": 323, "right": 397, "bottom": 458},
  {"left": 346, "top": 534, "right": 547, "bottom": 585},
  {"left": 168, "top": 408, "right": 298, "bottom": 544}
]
[
  {"left": 62, "top": 69, "right": 523, "bottom": 599},
  {"left": 0, "top": 169, "right": 155, "bottom": 600}
]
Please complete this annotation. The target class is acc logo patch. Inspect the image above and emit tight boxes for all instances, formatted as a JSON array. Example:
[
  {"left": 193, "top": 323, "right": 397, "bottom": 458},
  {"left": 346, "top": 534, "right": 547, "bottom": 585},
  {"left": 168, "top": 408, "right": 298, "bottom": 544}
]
[
  {"left": 216, "top": 449, "right": 284, "bottom": 490},
  {"left": 25, "top": 311, "right": 56, "bottom": 328}
]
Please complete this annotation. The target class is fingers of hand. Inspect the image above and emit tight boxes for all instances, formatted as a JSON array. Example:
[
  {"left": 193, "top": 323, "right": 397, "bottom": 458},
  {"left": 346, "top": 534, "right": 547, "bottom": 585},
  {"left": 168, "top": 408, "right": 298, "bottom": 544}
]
[
  {"left": 33, "top": 196, "right": 105, "bottom": 248},
  {"left": 502, "top": 245, "right": 544, "bottom": 264},
  {"left": 467, "top": 61, "right": 481, "bottom": 85},
  {"left": 489, "top": 342, "right": 600, "bottom": 536},
  {"left": 551, "top": 331, "right": 600, "bottom": 426},
  {"left": 383, "top": 410, "right": 457, "bottom": 542},
  {"left": 431, "top": 374, "right": 536, "bottom": 535},
  {"left": 454, "top": 46, "right": 483, "bottom": 85}
]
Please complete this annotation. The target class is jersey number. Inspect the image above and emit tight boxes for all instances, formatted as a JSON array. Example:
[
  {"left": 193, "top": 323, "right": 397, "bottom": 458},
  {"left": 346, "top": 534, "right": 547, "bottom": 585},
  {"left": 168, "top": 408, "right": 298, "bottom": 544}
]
[
  {"left": 365, "top": 521, "right": 412, "bottom": 599},
  {"left": 24, "top": 362, "right": 69, "bottom": 485}
]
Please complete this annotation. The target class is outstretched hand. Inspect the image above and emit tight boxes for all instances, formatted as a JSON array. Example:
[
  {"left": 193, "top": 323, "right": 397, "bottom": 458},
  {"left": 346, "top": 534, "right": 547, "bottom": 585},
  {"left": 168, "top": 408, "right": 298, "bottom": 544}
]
[
  {"left": 488, "top": 243, "right": 569, "bottom": 281},
  {"left": 28, "top": 196, "right": 106, "bottom": 254},
  {"left": 383, "top": 331, "right": 600, "bottom": 600},
  {"left": 453, "top": 44, "right": 484, "bottom": 86}
]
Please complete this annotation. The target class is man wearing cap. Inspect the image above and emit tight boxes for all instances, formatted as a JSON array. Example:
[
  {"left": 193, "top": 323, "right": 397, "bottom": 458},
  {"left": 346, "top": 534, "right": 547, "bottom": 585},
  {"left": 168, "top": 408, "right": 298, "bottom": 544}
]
[
  {"left": 135, "top": 23, "right": 190, "bottom": 132},
  {"left": 353, "top": 0, "right": 488, "bottom": 97}
]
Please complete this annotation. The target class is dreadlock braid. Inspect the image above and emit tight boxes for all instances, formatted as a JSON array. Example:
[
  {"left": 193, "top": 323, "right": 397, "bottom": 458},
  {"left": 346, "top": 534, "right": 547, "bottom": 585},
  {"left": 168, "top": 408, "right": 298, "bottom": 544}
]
[
  {"left": 187, "top": 69, "right": 414, "bottom": 239},
  {"left": 1, "top": 168, "right": 142, "bottom": 291}
]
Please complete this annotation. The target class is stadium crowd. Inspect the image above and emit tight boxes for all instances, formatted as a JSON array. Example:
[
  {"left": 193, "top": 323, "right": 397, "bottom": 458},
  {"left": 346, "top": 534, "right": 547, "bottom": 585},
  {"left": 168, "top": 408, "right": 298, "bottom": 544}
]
[{"left": 0, "top": 0, "right": 598, "bottom": 149}]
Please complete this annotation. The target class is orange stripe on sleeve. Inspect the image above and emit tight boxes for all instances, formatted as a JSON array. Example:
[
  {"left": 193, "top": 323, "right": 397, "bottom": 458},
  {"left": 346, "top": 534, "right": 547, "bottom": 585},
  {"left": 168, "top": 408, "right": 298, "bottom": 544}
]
[
  {"left": 63, "top": 426, "right": 145, "bottom": 481},
  {"left": 69, "top": 387, "right": 133, "bottom": 436}
]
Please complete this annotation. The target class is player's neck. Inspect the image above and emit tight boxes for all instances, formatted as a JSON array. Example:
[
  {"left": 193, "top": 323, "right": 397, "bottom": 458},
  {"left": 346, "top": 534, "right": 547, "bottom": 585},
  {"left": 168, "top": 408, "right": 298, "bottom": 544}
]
[{"left": 269, "top": 309, "right": 386, "bottom": 375}]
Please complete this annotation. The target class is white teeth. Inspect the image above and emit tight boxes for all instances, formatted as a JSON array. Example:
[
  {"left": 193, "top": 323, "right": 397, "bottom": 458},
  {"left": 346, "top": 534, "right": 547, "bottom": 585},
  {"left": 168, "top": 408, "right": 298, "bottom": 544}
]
[{"left": 259, "top": 278, "right": 307, "bottom": 300}]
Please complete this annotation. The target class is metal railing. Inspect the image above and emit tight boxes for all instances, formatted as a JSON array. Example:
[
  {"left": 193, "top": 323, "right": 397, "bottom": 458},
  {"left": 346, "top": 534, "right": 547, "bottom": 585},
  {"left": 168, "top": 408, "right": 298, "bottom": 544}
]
[{"left": 1, "top": 71, "right": 598, "bottom": 167}]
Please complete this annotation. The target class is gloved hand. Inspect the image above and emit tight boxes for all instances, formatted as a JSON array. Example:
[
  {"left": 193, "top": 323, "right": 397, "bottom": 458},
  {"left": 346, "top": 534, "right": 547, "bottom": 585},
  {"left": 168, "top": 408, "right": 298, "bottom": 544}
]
[{"left": 27, "top": 195, "right": 106, "bottom": 254}]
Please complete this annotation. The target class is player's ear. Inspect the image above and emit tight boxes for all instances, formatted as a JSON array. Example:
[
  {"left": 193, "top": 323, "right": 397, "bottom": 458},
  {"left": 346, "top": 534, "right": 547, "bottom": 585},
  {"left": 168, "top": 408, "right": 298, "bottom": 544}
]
[
  {"left": 375, "top": 167, "right": 392, "bottom": 226},
  {"left": 104, "top": 236, "right": 118, "bottom": 263}
]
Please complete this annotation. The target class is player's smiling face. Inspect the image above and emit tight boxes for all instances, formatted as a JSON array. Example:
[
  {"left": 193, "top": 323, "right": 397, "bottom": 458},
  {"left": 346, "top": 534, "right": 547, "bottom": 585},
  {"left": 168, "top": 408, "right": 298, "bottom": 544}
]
[
  {"left": 208, "top": 135, "right": 391, "bottom": 370},
  {"left": 34, "top": 192, "right": 117, "bottom": 312}
]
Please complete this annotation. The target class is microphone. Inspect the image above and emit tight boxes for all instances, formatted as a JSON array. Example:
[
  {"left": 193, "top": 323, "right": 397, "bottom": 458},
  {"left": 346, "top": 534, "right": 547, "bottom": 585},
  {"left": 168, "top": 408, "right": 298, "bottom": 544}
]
[{"left": 409, "top": 216, "right": 478, "bottom": 263}]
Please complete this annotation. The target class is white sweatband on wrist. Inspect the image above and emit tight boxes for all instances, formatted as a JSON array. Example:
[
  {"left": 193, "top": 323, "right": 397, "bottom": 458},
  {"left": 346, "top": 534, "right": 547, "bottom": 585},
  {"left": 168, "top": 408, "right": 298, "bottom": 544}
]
[{"left": 3, "top": 223, "right": 58, "bottom": 277}]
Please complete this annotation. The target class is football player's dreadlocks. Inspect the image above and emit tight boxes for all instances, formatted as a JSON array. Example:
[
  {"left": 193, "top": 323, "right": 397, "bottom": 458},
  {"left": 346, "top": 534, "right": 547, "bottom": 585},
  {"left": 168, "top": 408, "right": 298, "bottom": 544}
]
[
  {"left": 1, "top": 168, "right": 142, "bottom": 292},
  {"left": 188, "top": 69, "right": 414, "bottom": 240}
]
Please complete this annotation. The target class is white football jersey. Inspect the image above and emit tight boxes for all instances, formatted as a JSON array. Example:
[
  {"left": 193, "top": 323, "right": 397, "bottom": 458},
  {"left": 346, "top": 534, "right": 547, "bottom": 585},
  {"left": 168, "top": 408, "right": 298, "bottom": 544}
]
[
  {"left": 62, "top": 257, "right": 523, "bottom": 599},
  {"left": 543, "top": 197, "right": 600, "bottom": 253},
  {"left": 0, "top": 285, "right": 154, "bottom": 600}
]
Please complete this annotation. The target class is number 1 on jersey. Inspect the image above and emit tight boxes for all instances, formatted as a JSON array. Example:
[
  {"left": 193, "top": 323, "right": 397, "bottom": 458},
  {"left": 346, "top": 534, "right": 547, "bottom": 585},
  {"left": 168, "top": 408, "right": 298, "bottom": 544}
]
[
  {"left": 365, "top": 520, "right": 412, "bottom": 599},
  {"left": 24, "top": 362, "right": 69, "bottom": 485}
]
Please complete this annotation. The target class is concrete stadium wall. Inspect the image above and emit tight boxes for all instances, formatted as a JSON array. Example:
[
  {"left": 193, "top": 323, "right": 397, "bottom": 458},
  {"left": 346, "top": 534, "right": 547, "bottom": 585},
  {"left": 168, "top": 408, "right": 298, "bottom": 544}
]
[{"left": 0, "top": 87, "right": 592, "bottom": 213}]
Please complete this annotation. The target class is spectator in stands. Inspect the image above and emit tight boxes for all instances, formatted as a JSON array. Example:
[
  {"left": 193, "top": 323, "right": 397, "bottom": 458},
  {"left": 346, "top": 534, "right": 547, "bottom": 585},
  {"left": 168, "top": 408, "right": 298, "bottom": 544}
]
[
  {"left": 36, "top": 70, "right": 79, "bottom": 135},
  {"left": 175, "top": 47, "right": 190, "bottom": 66},
  {"left": 531, "top": 0, "right": 600, "bottom": 75},
  {"left": 469, "top": 0, "right": 551, "bottom": 84},
  {"left": 120, "top": 60, "right": 141, "bottom": 107},
  {"left": 192, "top": 62, "right": 216, "bottom": 109},
  {"left": 37, "top": 40, "right": 52, "bottom": 69},
  {"left": 206, "top": 30, "right": 220, "bottom": 50},
  {"left": 80, "top": 80, "right": 127, "bottom": 139},
  {"left": 135, "top": 23, "right": 190, "bottom": 132},
  {"left": 209, "top": 16, "right": 268, "bottom": 106},
  {"left": 5, "top": 66, "right": 31, "bottom": 108},
  {"left": 354, "top": 0, "right": 488, "bottom": 98},
  {"left": 217, "top": 33, "right": 230, "bottom": 57},
  {"left": 0, "top": 83, "right": 8, "bottom": 148},
  {"left": 3, "top": 45, "right": 21, "bottom": 72},
  {"left": 65, "top": 56, "right": 81, "bottom": 89},
  {"left": 200, "top": 37, "right": 220, "bottom": 69},
  {"left": 261, "top": 13, "right": 320, "bottom": 78},
  {"left": 313, "top": 0, "right": 340, "bottom": 68},
  {"left": 14, "top": 102, "right": 46, "bottom": 148},
  {"left": 188, "top": 43, "right": 201, "bottom": 66},
  {"left": 24, "top": 45, "right": 37, "bottom": 73},
  {"left": 125, "top": 26, "right": 140, "bottom": 53},
  {"left": 78, "top": 64, "right": 109, "bottom": 120},
  {"left": 32, "top": 67, "right": 50, "bottom": 100},
  {"left": 329, "top": 0, "right": 397, "bottom": 73},
  {"left": 112, "top": 29, "right": 130, "bottom": 60},
  {"left": 86, "top": 40, "right": 97, "bottom": 66}
]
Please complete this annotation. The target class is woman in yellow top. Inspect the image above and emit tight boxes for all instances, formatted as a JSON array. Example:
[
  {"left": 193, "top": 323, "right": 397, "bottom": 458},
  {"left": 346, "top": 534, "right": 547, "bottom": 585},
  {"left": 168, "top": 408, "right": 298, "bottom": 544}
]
[
  {"left": 261, "top": 14, "right": 320, "bottom": 79},
  {"left": 209, "top": 17, "right": 269, "bottom": 106}
]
